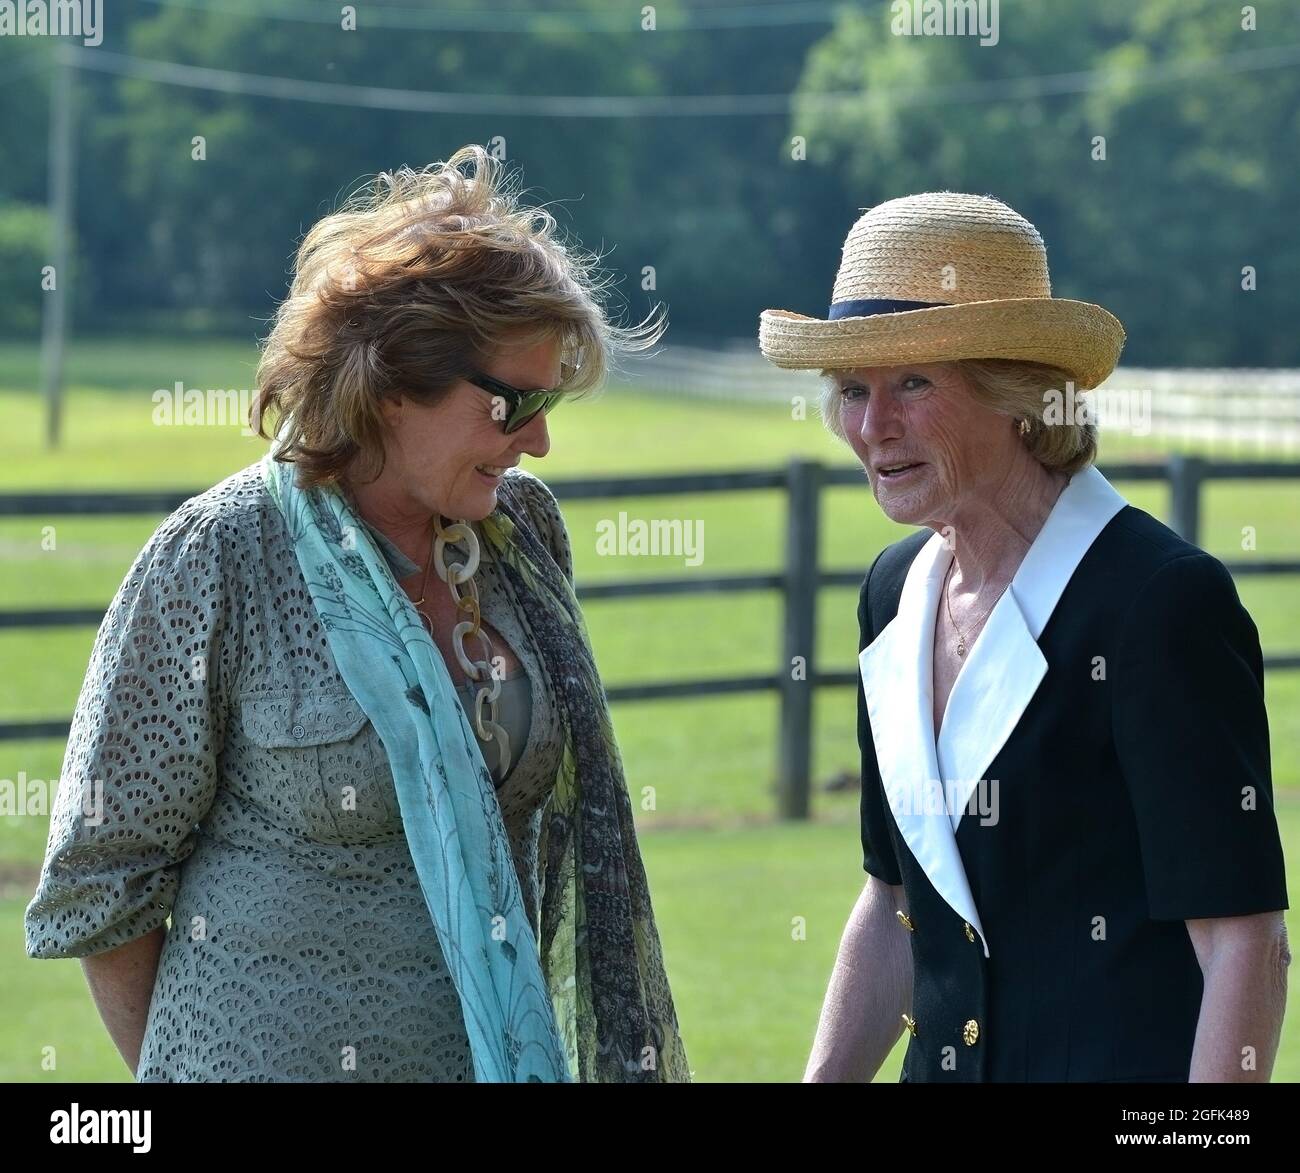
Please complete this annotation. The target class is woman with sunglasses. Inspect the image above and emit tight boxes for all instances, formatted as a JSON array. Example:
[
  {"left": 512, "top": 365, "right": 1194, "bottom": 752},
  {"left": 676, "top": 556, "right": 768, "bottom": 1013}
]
[{"left": 25, "top": 145, "right": 690, "bottom": 1084}]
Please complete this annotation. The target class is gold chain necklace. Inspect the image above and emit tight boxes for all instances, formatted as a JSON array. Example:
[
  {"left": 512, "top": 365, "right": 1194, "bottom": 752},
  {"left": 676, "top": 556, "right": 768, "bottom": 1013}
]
[
  {"left": 943, "top": 558, "right": 1007, "bottom": 659},
  {"left": 942, "top": 478, "right": 1067, "bottom": 658},
  {"left": 411, "top": 516, "right": 511, "bottom": 776}
]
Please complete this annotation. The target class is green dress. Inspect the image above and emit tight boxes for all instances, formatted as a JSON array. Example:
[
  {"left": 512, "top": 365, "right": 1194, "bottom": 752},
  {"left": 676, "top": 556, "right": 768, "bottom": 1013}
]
[{"left": 25, "top": 462, "right": 573, "bottom": 1081}]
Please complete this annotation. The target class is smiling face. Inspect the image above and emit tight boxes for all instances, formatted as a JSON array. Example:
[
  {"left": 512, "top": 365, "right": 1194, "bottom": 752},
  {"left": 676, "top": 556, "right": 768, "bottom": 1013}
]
[
  {"left": 833, "top": 361, "right": 1024, "bottom": 529},
  {"left": 370, "top": 336, "right": 560, "bottom": 522}
]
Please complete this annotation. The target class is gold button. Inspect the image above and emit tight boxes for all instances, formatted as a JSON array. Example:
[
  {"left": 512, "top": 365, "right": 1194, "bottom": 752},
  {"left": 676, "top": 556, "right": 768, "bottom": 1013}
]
[
  {"left": 901, "top": 1013, "right": 917, "bottom": 1037},
  {"left": 896, "top": 910, "right": 915, "bottom": 932},
  {"left": 962, "top": 1019, "right": 980, "bottom": 1046},
  {"left": 963, "top": 921, "right": 975, "bottom": 943}
]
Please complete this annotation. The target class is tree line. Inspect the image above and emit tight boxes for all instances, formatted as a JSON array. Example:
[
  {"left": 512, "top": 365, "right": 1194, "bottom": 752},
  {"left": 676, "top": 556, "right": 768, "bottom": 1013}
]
[{"left": 0, "top": 0, "right": 1295, "bottom": 366}]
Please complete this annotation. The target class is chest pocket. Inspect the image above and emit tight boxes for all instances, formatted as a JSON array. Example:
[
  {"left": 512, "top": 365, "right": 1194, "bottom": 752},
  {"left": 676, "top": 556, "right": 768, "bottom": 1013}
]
[
  {"left": 239, "top": 690, "right": 368, "bottom": 746},
  {"left": 236, "top": 689, "right": 401, "bottom": 842}
]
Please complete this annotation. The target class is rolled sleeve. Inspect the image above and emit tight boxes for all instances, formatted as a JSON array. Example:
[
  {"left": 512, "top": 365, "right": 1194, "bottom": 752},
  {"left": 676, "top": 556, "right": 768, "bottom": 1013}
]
[
  {"left": 858, "top": 555, "right": 903, "bottom": 885},
  {"left": 1112, "top": 551, "right": 1288, "bottom": 921},
  {"left": 25, "top": 509, "right": 234, "bottom": 959}
]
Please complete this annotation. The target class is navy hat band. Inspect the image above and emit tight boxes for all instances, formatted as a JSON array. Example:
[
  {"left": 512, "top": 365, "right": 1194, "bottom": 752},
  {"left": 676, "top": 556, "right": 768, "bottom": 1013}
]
[{"left": 828, "top": 298, "right": 946, "bottom": 320}]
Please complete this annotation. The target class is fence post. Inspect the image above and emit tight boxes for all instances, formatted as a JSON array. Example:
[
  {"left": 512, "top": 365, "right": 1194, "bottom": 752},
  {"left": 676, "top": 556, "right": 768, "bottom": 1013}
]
[
  {"left": 778, "top": 459, "right": 823, "bottom": 821},
  {"left": 1169, "top": 454, "right": 1205, "bottom": 544}
]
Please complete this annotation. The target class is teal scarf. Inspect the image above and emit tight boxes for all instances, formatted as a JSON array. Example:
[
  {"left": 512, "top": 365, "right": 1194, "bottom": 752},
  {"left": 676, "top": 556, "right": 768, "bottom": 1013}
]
[
  {"left": 263, "top": 453, "right": 567, "bottom": 1081},
  {"left": 262, "top": 452, "right": 689, "bottom": 1082}
]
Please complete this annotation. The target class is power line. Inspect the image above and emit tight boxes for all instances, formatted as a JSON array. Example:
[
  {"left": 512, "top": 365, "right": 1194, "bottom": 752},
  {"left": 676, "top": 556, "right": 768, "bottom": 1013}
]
[
  {"left": 137, "top": 0, "right": 846, "bottom": 33},
  {"left": 64, "top": 41, "right": 1300, "bottom": 118},
  {"left": 67, "top": 47, "right": 790, "bottom": 114},
  {"left": 795, "top": 39, "right": 1300, "bottom": 108}
]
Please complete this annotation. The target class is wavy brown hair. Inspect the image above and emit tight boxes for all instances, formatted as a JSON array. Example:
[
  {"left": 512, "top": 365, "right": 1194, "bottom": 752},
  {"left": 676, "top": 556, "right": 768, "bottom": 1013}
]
[{"left": 252, "top": 144, "right": 664, "bottom": 487}]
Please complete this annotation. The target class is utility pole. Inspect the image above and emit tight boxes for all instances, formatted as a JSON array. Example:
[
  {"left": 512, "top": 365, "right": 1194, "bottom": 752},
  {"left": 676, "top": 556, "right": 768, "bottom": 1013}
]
[{"left": 41, "top": 45, "right": 77, "bottom": 450}]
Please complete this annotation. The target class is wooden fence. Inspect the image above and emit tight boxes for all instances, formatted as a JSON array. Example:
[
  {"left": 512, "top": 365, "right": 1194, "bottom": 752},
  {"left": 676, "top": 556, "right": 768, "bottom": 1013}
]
[{"left": 2, "top": 456, "right": 1297, "bottom": 818}]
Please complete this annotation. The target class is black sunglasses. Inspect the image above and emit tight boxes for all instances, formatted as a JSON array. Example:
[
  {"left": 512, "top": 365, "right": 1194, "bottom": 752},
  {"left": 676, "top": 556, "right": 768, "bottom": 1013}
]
[{"left": 465, "top": 369, "right": 568, "bottom": 434}]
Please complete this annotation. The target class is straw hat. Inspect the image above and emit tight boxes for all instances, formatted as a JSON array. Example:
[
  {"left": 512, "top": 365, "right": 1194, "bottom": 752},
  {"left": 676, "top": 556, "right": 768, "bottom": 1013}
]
[{"left": 759, "top": 192, "right": 1125, "bottom": 389}]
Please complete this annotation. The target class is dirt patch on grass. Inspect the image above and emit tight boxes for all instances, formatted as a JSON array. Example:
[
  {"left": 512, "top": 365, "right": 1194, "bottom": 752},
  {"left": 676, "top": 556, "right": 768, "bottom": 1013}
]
[{"left": 0, "top": 860, "right": 40, "bottom": 902}]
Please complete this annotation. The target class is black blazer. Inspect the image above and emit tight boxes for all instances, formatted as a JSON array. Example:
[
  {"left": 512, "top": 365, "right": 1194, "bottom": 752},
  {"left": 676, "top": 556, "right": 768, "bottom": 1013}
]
[{"left": 856, "top": 469, "right": 1288, "bottom": 1083}]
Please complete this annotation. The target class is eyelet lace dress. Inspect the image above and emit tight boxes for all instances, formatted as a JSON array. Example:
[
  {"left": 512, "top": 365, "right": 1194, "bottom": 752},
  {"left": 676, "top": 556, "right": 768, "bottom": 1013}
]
[{"left": 24, "top": 462, "right": 573, "bottom": 1082}]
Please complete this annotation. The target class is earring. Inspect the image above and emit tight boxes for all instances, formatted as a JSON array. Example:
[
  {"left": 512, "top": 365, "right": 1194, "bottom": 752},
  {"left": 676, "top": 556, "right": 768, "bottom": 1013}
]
[{"left": 1017, "top": 418, "right": 1031, "bottom": 437}]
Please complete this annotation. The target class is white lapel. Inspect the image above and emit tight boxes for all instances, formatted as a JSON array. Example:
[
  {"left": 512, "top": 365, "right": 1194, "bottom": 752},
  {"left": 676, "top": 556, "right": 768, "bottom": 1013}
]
[
  {"left": 858, "top": 466, "right": 1129, "bottom": 959},
  {"left": 938, "top": 466, "right": 1128, "bottom": 835},
  {"left": 860, "top": 532, "right": 992, "bottom": 956}
]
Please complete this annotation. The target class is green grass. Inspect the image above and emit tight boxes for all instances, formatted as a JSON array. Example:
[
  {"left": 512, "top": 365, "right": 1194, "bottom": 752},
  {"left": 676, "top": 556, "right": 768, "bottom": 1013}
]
[
  {"left": 6, "top": 806, "right": 1300, "bottom": 1082},
  {"left": 1, "top": 336, "right": 1297, "bottom": 1081},
  {"left": 9, "top": 821, "right": 893, "bottom": 1082}
]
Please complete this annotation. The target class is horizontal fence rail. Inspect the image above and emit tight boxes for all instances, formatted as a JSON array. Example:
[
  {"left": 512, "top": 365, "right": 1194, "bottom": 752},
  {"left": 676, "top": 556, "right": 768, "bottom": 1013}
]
[
  {"left": 2, "top": 456, "right": 1298, "bottom": 817},
  {"left": 622, "top": 350, "right": 1300, "bottom": 450}
]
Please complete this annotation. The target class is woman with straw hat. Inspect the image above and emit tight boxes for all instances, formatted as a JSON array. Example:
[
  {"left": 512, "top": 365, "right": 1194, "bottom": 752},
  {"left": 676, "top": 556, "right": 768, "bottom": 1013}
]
[{"left": 761, "top": 192, "right": 1289, "bottom": 1083}]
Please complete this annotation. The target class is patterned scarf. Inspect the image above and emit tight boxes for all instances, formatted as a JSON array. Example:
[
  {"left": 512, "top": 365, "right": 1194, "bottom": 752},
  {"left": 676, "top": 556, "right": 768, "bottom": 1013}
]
[{"left": 262, "top": 454, "right": 689, "bottom": 1083}]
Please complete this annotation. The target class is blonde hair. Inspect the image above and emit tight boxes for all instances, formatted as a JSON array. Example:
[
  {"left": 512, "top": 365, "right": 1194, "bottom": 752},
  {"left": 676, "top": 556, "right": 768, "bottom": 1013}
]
[
  {"left": 818, "top": 357, "right": 1097, "bottom": 474},
  {"left": 252, "top": 144, "right": 664, "bottom": 487}
]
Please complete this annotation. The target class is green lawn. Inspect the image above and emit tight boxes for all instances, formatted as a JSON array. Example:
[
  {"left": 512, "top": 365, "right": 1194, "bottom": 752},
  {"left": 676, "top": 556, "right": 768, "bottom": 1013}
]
[
  {"left": 5, "top": 806, "right": 1300, "bottom": 1082},
  {"left": 1, "top": 336, "right": 1297, "bottom": 1081},
  {"left": 10, "top": 822, "right": 894, "bottom": 1082}
]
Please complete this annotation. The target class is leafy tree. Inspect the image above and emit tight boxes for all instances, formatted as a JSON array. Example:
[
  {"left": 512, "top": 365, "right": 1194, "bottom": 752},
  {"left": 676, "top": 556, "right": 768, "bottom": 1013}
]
[{"left": 792, "top": 0, "right": 1300, "bottom": 364}]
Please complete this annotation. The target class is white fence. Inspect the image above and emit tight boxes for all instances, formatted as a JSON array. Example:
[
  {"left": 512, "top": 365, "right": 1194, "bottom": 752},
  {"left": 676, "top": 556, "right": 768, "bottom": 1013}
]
[{"left": 619, "top": 345, "right": 1300, "bottom": 452}]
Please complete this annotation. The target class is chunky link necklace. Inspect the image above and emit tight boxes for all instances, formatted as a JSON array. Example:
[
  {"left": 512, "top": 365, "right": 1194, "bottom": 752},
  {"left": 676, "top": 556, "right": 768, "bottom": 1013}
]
[{"left": 411, "top": 516, "right": 511, "bottom": 776}]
